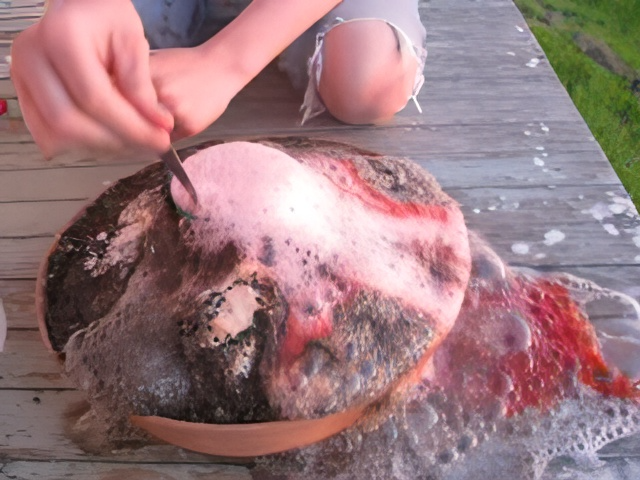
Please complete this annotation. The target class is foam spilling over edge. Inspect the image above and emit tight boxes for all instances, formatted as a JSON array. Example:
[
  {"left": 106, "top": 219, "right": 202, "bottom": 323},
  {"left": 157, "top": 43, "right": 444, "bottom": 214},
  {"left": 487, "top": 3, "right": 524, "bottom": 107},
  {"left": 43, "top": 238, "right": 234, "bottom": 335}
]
[{"left": 554, "top": 271, "right": 640, "bottom": 382}]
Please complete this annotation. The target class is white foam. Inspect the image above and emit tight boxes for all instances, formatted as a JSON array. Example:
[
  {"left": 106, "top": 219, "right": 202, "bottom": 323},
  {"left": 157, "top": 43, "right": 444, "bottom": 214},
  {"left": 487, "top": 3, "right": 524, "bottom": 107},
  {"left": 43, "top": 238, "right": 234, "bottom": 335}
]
[
  {"left": 583, "top": 202, "right": 612, "bottom": 222},
  {"left": 171, "top": 142, "right": 471, "bottom": 333},
  {"left": 511, "top": 243, "right": 530, "bottom": 255},
  {"left": 609, "top": 203, "right": 627, "bottom": 215},
  {"left": 602, "top": 223, "right": 620, "bottom": 236},
  {"left": 543, "top": 229, "right": 565, "bottom": 246}
]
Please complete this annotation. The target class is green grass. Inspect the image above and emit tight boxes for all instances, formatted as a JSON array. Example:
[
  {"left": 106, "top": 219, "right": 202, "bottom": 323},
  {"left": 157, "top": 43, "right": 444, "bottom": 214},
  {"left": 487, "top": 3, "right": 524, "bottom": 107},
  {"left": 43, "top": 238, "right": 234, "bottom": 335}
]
[{"left": 514, "top": 0, "right": 640, "bottom": 204}]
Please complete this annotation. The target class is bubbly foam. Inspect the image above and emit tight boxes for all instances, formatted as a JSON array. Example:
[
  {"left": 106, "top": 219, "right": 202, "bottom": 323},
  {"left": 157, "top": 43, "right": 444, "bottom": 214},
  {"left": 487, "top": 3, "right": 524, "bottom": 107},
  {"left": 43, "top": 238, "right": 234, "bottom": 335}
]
[
  {"left": 254, "top": 236, "right": 640, "bottom": 479},
  {"left": 171, "top": 142, "right": 471, "bottom": 339}
]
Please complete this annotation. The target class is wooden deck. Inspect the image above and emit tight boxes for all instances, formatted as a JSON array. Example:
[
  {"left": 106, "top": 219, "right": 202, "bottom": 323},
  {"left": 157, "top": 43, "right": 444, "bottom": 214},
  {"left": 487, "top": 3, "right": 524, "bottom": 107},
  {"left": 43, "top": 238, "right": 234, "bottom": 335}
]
[{"left": 1, "top": 0, "right": 640, "bottom": 478}]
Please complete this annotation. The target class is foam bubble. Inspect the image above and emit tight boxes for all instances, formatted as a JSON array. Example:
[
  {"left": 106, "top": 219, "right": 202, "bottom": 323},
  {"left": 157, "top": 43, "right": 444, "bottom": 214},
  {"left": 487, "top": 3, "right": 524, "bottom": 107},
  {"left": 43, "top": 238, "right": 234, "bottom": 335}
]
[
  {"left": 602, "top": 223, "right": 620, "bottom": 236},
  {"left": 543, "top": 229, "right": 565, "bottom": 246},
  {"left": 511, "top": 243, "right": 530, "bottom": 255},
  {"left": 609, "top": 203, "right": 627, "bottom": 215},
  {"left": 583, "top": 203, "right": 612, "bottom": 222}
]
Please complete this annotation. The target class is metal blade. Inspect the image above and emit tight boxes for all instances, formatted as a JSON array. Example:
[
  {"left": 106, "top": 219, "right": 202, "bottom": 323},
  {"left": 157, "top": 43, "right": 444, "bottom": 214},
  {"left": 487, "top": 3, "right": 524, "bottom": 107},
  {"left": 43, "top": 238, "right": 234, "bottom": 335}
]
[{"left": 161, "top": 146, "right": 198, "bottom": 205}]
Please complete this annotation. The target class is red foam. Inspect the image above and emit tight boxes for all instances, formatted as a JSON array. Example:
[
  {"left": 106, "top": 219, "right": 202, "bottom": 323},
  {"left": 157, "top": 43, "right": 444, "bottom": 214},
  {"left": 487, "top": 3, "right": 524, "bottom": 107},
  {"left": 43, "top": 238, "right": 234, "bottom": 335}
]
[
  {"left": 323, "top": 158, "right": 450, "bottom": 222},
  {"left": 506, "top": 279, "right": 639, "bottom": 413}
]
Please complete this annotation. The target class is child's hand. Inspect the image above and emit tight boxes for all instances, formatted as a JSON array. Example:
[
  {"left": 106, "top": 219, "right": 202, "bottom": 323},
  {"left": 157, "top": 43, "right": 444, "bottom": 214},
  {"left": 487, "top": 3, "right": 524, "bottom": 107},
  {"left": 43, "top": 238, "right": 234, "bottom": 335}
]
[
  {"left": 149, "top": 44, "right": 243, "bottom": 140},
  {"left": 10, "top": 0, "right": 173, "bottom": 157},
  {"left": 149, "top": 0, "right": 342, "bottom": 140}
]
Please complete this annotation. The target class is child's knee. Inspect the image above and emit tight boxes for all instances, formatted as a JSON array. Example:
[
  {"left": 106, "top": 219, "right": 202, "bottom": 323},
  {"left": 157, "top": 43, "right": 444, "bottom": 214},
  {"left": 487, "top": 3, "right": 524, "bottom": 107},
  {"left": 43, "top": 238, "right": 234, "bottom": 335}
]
[{"left": 317, "top": 20, "right": 420, "bottom": 125}]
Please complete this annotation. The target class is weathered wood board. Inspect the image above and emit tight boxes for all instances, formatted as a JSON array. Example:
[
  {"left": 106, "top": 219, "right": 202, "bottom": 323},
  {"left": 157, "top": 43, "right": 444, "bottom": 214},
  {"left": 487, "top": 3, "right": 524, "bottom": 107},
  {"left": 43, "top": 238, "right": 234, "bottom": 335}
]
[{"left": 1, "top": 0, "right": 639, "bottom": 478}]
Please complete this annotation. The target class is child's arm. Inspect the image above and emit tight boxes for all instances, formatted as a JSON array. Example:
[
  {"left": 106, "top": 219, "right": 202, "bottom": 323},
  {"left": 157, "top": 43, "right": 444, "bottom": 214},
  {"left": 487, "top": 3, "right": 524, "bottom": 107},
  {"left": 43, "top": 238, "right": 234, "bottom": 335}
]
[
  {"left": 10, "top": 0, "right": 173, "bottom": 157},
  {"left": 150, "top": 0, "right": 342, "bottom": 139}
]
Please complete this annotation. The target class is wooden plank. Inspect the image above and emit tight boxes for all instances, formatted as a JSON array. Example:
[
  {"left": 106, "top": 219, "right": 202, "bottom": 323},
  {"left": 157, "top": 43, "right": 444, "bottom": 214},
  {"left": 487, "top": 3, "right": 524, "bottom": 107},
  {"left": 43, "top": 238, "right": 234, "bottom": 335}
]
[
  {"left": 0, "top": 6, "right": 42, "bottom": 33},
  {"left": 0, "top": 145, "right": 154, "bottom": 171},
  {"left": 295, "top": 126, "right": 617, "bottom": 189},
  {"left": 543, "top": 454, "right": 640, "bottom": 479},
  {"left": 0, "top": 330, "right": 69, "bottom": 389},
  {"left": 0, "top": 390, "right": 94, "bottom": 461},
  {"left": 0, "top": 118, "right": 30, "bottom": 141},
  {"left": 0, "top": 279, "right": 36, "bottom": 328},
  {"left": 0, "top": 388, "right": 637, "bottom": 476},
  {"left": 558, "top": 266, "right": 640, "bottom": 303},
  {"left": 0, "top": 164, "right": 148, "bottom": 202},
  {"left": 9, "top": 268, "right": 640, "bottom": 329},
  {"left": 4, "top": 71, "right": 571, "bottom": 132},
  {"left": 0, "top": 145, "right": 617, "bottom": 202},
  {"left": 0, "top": 389, "right": 248, "bottom": 464},
  {"left": 0, "top": 118, "right": 607, "bottom": 177},
  {"left": 0, "top": 76, "right": 14, "bottom": 95},
  {"left": 2, "top": 265, "right": 640, "bottom": 391},
  {"left": 0, "top": 462, "right": 251, "bottom": 480},
  {"left": 0, "top": 199, "right": 86, "bottom": 237},
  {"left": 185, "top": 119, "right": 607, "bottom": 174},
  {"left": 451, "top": 184, "right": 640, "bottom": 267},
  {"left": 0, "top": 121, "right": 619, "bottom": 202},
  {"left": 2, "top": 183, "right": 639, "bottom": 283},
  {"left": 0, "top": 237, "right": 52, "bottom": 280}
]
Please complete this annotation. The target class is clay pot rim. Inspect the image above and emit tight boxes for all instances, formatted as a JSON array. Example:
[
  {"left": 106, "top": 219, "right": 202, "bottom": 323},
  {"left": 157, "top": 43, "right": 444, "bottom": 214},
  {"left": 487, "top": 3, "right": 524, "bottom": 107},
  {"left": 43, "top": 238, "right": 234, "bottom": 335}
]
[{"left": 130, "top": 405, "right": 366, "bottom": 458}]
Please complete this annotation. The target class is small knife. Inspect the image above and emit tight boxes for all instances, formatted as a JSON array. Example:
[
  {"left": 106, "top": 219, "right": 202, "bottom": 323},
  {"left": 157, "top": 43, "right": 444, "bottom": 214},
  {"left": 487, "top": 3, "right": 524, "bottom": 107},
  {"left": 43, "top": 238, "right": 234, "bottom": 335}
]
[{"left": 160, "top": 146, "right": 198, "bottom": 205}]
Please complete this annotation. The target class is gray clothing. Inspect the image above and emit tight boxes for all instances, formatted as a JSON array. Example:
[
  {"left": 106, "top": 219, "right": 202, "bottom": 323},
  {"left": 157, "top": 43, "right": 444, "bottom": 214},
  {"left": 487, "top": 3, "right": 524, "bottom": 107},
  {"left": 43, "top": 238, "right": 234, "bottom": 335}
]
[{"left": 132, "top": 0, "right": 427, "bottom": 121}]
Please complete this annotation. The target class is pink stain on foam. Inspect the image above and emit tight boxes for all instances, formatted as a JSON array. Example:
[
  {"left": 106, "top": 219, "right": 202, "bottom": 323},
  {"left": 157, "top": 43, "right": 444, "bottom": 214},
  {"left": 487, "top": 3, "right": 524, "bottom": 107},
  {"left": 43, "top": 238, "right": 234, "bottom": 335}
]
[{"left": 171, "top": 142, "right": 471, "bottom": 355}]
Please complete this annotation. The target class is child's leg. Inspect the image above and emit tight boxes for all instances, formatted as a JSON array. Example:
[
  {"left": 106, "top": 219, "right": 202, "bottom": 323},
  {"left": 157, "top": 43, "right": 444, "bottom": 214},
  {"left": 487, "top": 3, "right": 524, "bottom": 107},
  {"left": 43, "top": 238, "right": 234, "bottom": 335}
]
[
  {"left": 281, "top": 0, "right": 427, "bottom": 125},
  {"left": 319, "top": 19, "right": 421, "bottom": 124}
]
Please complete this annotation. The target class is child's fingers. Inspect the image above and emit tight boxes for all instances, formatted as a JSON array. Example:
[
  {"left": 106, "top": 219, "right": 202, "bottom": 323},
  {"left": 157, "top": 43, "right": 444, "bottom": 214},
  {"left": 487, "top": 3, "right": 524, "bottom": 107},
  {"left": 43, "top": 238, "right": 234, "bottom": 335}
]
[
  {"left": 11, "top": 76, "right": 58, "bottom": 158},
  {"left": 12, "top": 52, "right": 126, "bottom": 157},
  {"left": 19, "top": 93, "right": 125, "bottom": 159},
  {"left": 111, "top": 33, "right": 174, "bottom": 133},
  {"left": 48, "top": 37, "right": 171, "bottom": 152}
]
